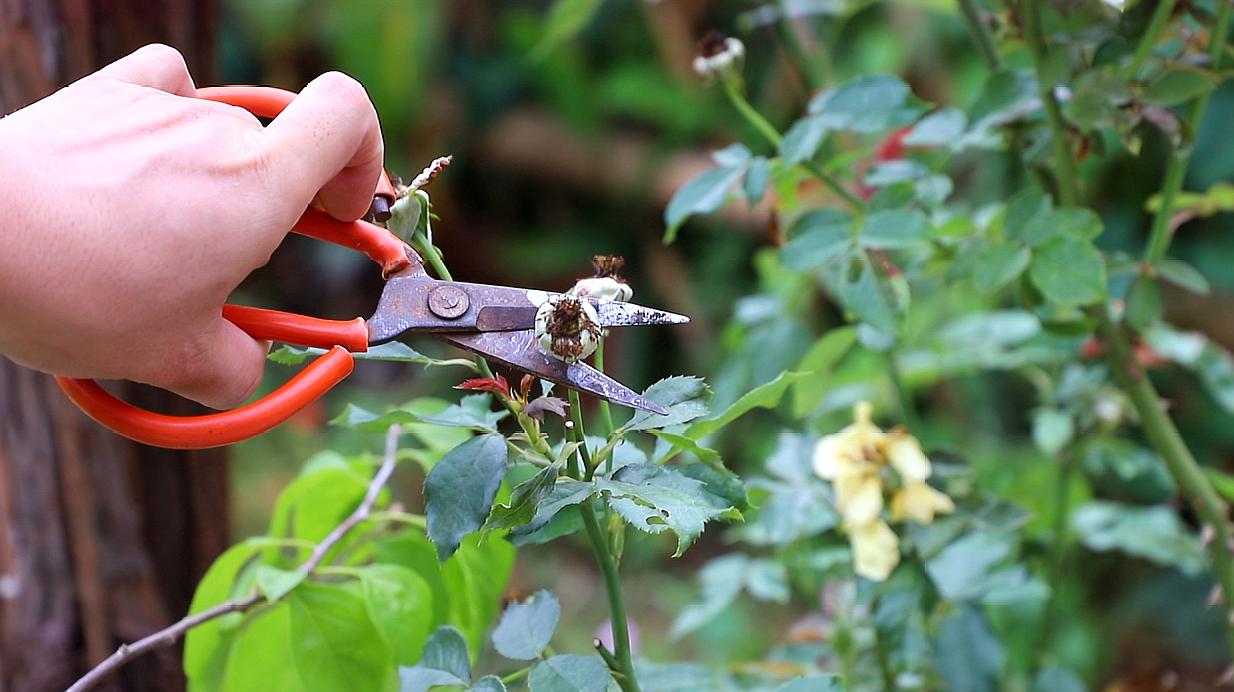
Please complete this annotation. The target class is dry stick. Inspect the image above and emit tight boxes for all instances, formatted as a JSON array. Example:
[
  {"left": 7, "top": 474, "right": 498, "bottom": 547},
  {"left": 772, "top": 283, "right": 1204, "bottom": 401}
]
[{"left": 67, "top": 425, "right": 405, "bottom": 692}]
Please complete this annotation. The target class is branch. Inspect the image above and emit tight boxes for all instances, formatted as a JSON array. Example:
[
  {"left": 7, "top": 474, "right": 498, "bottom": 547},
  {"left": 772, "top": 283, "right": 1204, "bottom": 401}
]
[{"left": 67, "top": 425, "right": 404, "bottom": 692}]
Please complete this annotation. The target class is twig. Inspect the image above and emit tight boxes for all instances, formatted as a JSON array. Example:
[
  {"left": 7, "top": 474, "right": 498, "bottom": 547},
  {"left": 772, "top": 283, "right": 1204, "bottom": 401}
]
[{"left": 67, "top": 425, "right": 404, "bottom": 692}]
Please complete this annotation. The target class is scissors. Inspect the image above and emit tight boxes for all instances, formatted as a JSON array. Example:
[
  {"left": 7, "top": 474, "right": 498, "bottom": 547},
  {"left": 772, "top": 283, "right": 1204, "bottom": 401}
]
[{"left": 55, "top": 86, "right": 688, "bottom": 450}]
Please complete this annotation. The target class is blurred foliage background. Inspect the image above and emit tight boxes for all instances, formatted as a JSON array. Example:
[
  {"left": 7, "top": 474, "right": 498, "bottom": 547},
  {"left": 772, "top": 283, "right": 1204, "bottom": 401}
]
[{"left": 216, "top": 0, "right": 1234, "bottom": 687}]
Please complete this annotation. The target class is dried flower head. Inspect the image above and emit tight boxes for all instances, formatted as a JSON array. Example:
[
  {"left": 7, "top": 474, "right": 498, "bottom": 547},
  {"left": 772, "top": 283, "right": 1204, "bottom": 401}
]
[
  {"left": 591, "top": 255, "right": 626, "bottom": 280},
  {"left": 571, "top": 255, "right": 633, "bottom": 302},
  {"left": 535, "top": 295, "right": 603, "bottom": 363},
  {"left": 693, "top": 31, "right": 745, "bottom": 80}
]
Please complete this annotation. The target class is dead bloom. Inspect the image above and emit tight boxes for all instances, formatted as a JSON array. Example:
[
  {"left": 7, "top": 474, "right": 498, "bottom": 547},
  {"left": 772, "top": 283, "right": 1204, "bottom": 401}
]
[
  {"left": 534, "top": 294, "right": 602, "bottom": 363},
  {"left": 813, "top": 402, "right": 955, "bottom": 581}
]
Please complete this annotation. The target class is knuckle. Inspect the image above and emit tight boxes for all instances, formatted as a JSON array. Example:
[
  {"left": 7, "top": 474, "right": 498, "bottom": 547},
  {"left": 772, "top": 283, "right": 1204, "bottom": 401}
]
[
  {"left": 315, "top": 71, "right": 372, "bottom": 114},
  {"left": 138, "top": 43, "right": 188, "bottom": 73}
]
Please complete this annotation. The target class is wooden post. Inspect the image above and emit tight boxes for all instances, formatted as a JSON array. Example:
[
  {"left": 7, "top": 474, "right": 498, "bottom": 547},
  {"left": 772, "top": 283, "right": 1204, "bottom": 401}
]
[{"left": 0, "top": 2, "right": 227, "bottom": 690}]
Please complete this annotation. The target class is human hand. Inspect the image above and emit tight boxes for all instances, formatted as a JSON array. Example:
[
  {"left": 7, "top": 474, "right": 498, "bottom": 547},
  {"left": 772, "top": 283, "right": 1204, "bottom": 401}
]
[{"left": 0, "top": 44, "right": 384, "bottom": 408}]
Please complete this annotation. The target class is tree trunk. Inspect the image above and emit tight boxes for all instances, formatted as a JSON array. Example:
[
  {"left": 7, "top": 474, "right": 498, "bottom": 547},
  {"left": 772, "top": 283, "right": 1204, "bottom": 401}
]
[{"left": 0, "top": 3, "right": 226, "bottom": 691}]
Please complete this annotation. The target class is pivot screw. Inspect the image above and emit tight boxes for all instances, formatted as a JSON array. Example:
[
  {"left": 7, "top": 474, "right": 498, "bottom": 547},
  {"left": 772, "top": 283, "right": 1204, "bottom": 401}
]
[{"left": 428, "top": 285, "right": 469, "bottom": 319}]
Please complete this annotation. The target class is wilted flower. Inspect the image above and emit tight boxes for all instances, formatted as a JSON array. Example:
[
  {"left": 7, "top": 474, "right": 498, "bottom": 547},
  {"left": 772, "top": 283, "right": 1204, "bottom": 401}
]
[
  {"left": 569, "top": 255, "right": 633, "bottom": 302},
  {"left": 534, "top": 294, "right": 603, "bottom": 363},
  {"left": 693, "top": 30, "right": 745, "bottom": 81},
  {"left": 813, "top": 401, "right": 954, "bottom": 581}
]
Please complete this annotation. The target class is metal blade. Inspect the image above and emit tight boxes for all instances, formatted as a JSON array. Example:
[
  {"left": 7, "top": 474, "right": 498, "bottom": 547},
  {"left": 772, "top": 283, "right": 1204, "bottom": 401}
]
[{"left": 439, "top": 330, "right": 668, "bottom": 415}]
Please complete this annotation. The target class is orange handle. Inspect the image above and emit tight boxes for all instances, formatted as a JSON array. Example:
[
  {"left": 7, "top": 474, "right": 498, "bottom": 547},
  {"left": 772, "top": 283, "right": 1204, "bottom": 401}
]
[
  {"left": 56, "top": 85, "right": 409, "bottom": 448},
  {"left": 56, "top": 347, "right": 355, "bottom": 449}
]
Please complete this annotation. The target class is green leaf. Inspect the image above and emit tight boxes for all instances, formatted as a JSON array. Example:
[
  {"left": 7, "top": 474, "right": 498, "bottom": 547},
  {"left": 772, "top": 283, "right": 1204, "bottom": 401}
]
[
  {"left": 924, "top": 531, "right": 1015, "bottom": 601},
  {"left": 743, "top": 156, "right": 772, "bottom": 205},
  {"left": 1145, "top": 69, "right": 1215, "bottom": 106},
  {"left": 811, "top": 74, "right": 922, "bottom": 133},
  {"left": 528, "top": 655, "right": 613, "bottom": 692},
  {"left": 683, "top": 371, "right": 804, "bottom": 441},
  {"left": 288, "top": 582, "right": 392, "bottom": 692},
  {"left": 1029, "top": 237, "right": 1107, "bottom": 307},
  {"left": 1071, "top": 500, "right": 1205, "bottom": 574},
  {"left": 624, "top": 376, "right": 711, "bottom": 431},
  {"left": 334, "top": 394, "right": 507, "bottom": 433},
  {"left": 426, "top": 434, "right": 509, "bottom": 560},
  {"left": 972, "top": 243, "right": 1031, "bottom": 294},
  {"left": 443, "top": 538, "right": 516, "bottom": 655},
  {"left": 532, "top": 0, "right": 603, "bottom": 59},
  {"left": 934, "top": 605, "right": 1005, "bottom": 692},
  {"left": 671, "top": 554, "right": 790, "bottom": 637},
  {"left": 1125, "top": 275, "right": 1163, "bottom": 330},
  {"left": 1032, "top": 408, "right": 1074, "bottom": 456},
  {"left": 1145, "top": 323, "right": 1234, "bottom": 414},
  {"left": 969, "top": 69, "right": 1040, "bottom": 131},
  {"left": 780, "top": 210, "right": 854, "bottom": 271},
  {"left": 905, "top": 107, "right": 967, "bottom": 146},
  {"left": 1002, "top": 187, "right": 1051, "bottom": 242},
  {"left": 492, "top": 590, "right": 561, "bottom": 660},
  {"left": 471, "top": 677, "right": 509, "bottom": 692},
  {"left": 255, "top": 565, "right": 305, "bottom": 603},
  {"left": 776, "top": 675, "right": 844, "bottom": 692},
  {"left": 1156, "top": 258, "right": 1209, "bottom": 294},
  {"left": 859, "top": 209, "right": 929, "bottom": 249},
  {"left": 1032, "top": 665, "right": 1086, "bottom": 692},
  {"left": 835, "top": 250, "right": 898, "bottom": 333},
  {"left": 269, "top": 458, "right": 370, "bottom": 543},
  {"left": 358, "top": 565, "right": 434, "bottom": 666},
  {"left": 792, "top": 327, "right": 860, "bottom": 417},
  {"left": 216, "top": 602, "right": 303, "bottom": 690},
  {"left": 1019, "top": 208, "right": 1102, "bottom": 247},
  {"left": 780, "top": 115, "right": 829, "bottom": 164},
  {"left": 484, "top": 464, "right": 560, "bottom": 533},
  {"left": 597, "top": 464, "right": 735, "bottom": 556},
  {"left": 372, "top": 529, "right": 451, "bottom": 630},
  {"left": 184, "top": 538, "right": 272, "bottom": 688},
  {"left": 270, "top": 341, "right": 474, "bottom": 368},
  {"left": 663, "top": 165, "right": 747, "bottom": 243},
  {"left": 400, "top": 626, "right": 471, "bottom": 692}
]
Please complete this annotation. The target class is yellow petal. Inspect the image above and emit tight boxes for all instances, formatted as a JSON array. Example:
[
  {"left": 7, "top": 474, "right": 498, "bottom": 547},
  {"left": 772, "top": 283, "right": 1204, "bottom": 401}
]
[
  {"left": 890, "top": 481, "right": 956, "bottom": 524},
  {"left": 813, "top": 434, "right": 857, "bottom": 480},
  {"left": 886, "top": 433, "right": 931, "bottom": 482},
  {"left": 847, "top": 520, "right": 900, "bottom": 581},
  {"left": 835, "top": 471, "right": 883, "bottom": 526}
]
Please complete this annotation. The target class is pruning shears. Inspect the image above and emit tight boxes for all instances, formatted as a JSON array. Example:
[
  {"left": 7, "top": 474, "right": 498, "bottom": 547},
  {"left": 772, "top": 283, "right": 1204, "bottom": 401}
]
[{"left": 55, "top": 86, "right": 688, "bottom": 450}]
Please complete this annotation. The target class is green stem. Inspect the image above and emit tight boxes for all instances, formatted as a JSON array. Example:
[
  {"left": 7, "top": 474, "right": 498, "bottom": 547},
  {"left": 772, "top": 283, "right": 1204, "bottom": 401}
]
[
  {"left": 957, "top": 0, "right": 1001, "bottom": 70},
  {"left": 500, "top": 665, "right": 533, "bottom": 685},
  {"left": 1096, "top": 314, "right": 1234, "bottom": 658},
  {"left": 568, "top": 390, "right": 596, "bottom": 478},
  {"left": 368, "top": 511, "right": 427, "bottom": 530},
  {"left": 1035, "top": 452, "right": 1075, "bottom": 659},
  {"left": 565, "top": 402, "right": 640, "bottom": 692},
  {"left": 1019, "top": 0, "right": 1079, "bottom": 206},
  {"left": 1143, "top": 0, "right": 1231, "bottom": 263},
  {"left": 887, "top": 352, "right": 920, "bottom": 430},
  {"left": 1124, "top": 0, "right": 1180, "bottom": 80},
  {"left": 595, "top": 341, "right": 616, "bottom": 439},
  {"left": 719, "top": 77, "right": 864, "bottom": 209}
]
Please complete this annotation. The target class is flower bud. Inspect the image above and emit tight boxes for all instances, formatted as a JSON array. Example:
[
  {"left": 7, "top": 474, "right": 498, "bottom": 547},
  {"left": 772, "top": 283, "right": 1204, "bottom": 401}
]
[
  {"left": 692, "top": 31, "right": 745, "bottom": 81},
  {"left": 534, "top": 295, "right": 602, "bottom": 363}
]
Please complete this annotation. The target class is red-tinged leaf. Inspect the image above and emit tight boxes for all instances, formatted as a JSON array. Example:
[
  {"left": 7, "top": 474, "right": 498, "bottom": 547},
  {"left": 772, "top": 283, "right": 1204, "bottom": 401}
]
[
  {"left": 456, "top": 376, "right": 510, "bottom": 397},
  {"left": 876, "top": 126, "right": 912, "bottom": 162},
  {"left": 524, "top": 396, "right": 568, "bottom": 421}
]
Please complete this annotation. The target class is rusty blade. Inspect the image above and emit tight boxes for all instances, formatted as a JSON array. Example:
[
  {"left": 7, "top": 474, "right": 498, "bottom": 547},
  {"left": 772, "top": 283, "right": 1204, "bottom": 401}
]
[
  {"left": 368, "top": 275, "right": 690, "bottom": 343},
  {"left": 439, "top": 330, "right": 669, "bottom": 415}
]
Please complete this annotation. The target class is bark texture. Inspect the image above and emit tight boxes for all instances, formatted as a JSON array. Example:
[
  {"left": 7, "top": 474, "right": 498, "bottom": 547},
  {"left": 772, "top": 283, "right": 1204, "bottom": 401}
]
[{"left": 0, "top": 3, "right": 225, "bottom": 691}]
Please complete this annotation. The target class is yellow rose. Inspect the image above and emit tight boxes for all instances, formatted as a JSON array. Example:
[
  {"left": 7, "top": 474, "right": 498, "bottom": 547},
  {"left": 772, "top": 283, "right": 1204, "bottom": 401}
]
[
  {"left": 891, "top": 481, "right": 956, "bottom": 524},
  {"left": 847, "top": 519, "right": 900, "bottom": 581}
]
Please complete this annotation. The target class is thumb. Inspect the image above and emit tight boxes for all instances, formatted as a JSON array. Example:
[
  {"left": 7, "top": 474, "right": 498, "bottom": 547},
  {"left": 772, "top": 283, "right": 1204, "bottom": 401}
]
[
  {"left": 151, "top": 320, "right": 270, "bottom": 410},
  {"left": 261, "top": 71, "right": 384, "bottom": 223}
]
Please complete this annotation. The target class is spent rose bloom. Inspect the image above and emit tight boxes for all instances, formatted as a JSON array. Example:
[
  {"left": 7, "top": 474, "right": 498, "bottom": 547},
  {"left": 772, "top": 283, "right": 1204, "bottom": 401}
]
[{"left": 813, "top": 401, "right": 954, "bottom": 581}]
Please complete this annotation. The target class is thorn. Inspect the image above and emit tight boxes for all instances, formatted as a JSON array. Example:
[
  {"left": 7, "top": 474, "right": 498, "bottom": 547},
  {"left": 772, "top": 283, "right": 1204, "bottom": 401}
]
[{"left": 1203, "top": 524, "right": 1216, "bottom": 547}]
